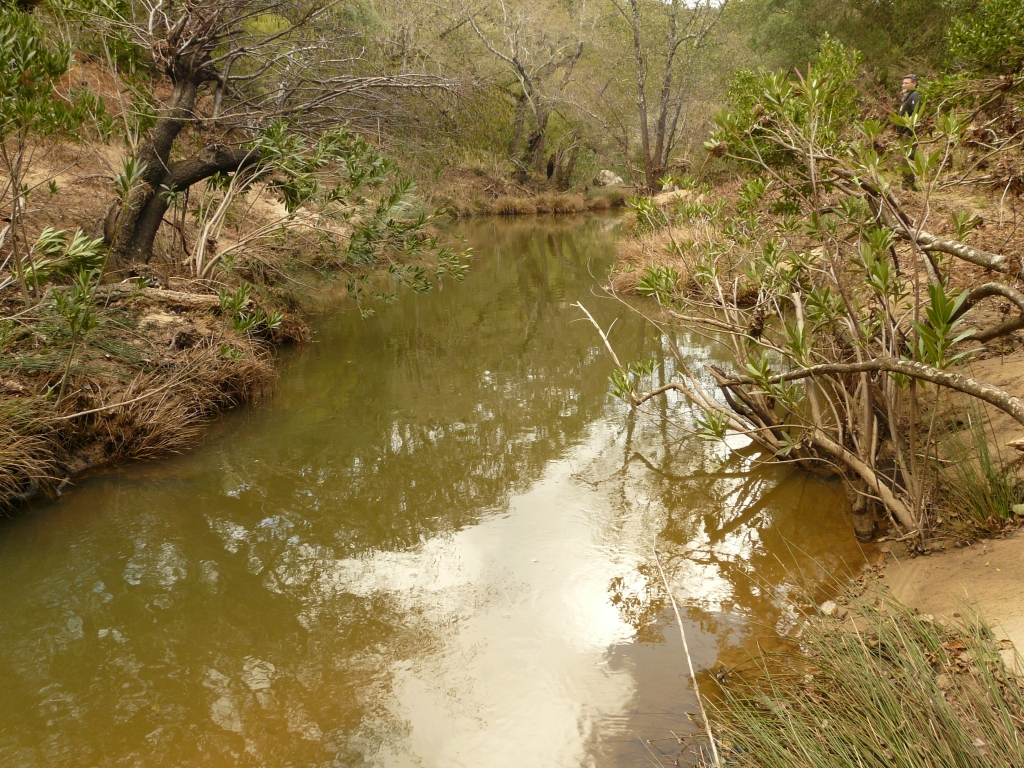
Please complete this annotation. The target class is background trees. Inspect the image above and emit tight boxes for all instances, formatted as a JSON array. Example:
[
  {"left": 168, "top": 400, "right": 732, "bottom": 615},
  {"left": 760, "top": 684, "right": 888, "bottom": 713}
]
[
  {"left": 608, "top": 0, "right": 727, "bottom": 189},
  {"left": 1, "top": 0, "right": 1018, "bottom": 297}
]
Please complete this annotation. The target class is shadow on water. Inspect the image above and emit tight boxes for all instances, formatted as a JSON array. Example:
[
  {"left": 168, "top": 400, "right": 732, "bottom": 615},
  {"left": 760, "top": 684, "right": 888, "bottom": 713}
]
[{"left": 0, "top": 215, "right": 869, "bottom": 767}]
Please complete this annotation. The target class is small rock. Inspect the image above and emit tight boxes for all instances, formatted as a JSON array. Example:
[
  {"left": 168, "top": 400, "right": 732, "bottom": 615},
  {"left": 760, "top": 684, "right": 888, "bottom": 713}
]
[
  {"left": 593, "top": 169, "right": 624, "bottom": 187},
  {"left": 140, "top": 312, "right": 181, "bottom": 329}
]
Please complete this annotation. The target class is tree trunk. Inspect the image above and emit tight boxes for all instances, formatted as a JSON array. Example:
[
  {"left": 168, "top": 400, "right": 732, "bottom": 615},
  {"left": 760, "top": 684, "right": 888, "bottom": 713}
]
[
  {"left": 131, "top": 146, "right": 259, "bottom": 263},
  {"left": 555, "top": 147, "right": 578, "bottom": 190},
  {"left": 509, "top": 91, "right": 528, "bottom": 158},
  {"left": 108, "top": 75, "right": 259, "bottom": 265},
  {"left": 530, "top": 109, "right": 550, "bottom": 176},
  {"left": 847, "top": 479, "right": 879, "bottom": 541},
  {"left": 109, "top": 78, "right": 200, "bottom": 266},
  {"left": 627, "top": 0, "right": 654, "bottom": 191}
]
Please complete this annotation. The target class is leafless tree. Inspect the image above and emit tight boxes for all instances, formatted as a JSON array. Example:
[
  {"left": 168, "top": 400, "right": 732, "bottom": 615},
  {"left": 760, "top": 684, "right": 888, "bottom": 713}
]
[
  {"left": 460, "top": 0, "right": 589, "bottom": 179},
  {"left": 610, "top": 0, "right": 727, "bottom": 189}
]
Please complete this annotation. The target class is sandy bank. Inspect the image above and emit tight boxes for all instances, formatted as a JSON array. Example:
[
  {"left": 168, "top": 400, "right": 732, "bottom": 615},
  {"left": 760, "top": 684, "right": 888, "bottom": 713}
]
[{"left": 886, "top": 530, "right": 1024, "bottom": 662}]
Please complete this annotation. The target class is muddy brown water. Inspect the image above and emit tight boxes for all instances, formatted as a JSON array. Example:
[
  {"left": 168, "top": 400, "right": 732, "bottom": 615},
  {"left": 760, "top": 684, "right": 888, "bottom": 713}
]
[{"left": 0, "top": 216, "right": 867, "bottom": 767}]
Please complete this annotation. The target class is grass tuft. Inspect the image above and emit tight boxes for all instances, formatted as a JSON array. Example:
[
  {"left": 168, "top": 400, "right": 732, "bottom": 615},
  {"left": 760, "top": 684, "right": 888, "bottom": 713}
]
[
  {"left": 490, "top": 196, "right": 538, "bottom": 216},
  {"left": 939, "top": 406, "right": 1023, "bottom": 530},
  {"left": 0, "top": 397, "right": 56, "bottom": 508},
  {"left": 589, "top": 187, "right": 629, "bottom": 208},
  {"left": 703, "top": 587, "right": 1024, "bottom": 767}
]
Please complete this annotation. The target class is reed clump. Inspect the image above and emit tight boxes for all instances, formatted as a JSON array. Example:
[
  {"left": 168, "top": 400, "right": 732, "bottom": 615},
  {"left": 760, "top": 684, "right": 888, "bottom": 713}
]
[
  {"left": 588, "top": 187, "right": 628, "bottom": 208},
  {"left": 704, "top": 588, "right": 1024, "bottom": 767},
  {"left": 0, "top": 397, "right": 57, "bottom": 507},
  {"left": 89, "top": 335, "right": 276, "bottom": 462},
  {"left": 491, "top": 196, "right": 538, "bottom": 216},
  {"left": 937, "top": 406, "right": 1024, "bottom": 533}
]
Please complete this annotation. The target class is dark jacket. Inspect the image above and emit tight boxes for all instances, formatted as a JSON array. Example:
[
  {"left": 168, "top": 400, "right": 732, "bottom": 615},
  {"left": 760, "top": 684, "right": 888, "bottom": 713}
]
[{"left": 897, "top": 89, "right": 921, "bottom": 135}]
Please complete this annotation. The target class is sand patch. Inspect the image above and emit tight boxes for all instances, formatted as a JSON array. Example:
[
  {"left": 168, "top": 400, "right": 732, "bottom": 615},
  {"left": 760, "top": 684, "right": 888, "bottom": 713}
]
[{"left": 886, "top": 531, "right": 1024, "bottom": 660}]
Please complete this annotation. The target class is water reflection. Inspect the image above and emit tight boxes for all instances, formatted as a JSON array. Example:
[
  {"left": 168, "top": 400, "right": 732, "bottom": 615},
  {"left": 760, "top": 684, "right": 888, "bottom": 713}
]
[{"left": 0, "top": 216, "right": 866, "bottom": 768}]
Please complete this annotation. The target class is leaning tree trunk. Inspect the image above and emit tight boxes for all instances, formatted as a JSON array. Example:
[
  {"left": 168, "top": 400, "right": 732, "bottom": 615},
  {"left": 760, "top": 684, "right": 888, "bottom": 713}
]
[
  {"left": 109, "top": 78, "right": 199, "bottom": 265},
  {"left": 527, "top": 109, "right": 550, "bottom": 177},
  {"left": 107, "top": 77, "right": 259, "bottom": 265}
]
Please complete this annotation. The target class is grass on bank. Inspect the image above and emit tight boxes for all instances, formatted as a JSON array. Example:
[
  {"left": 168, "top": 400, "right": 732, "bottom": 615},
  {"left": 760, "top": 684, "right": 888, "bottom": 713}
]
[
  {"left": 699, "top": 587, "right": 1024, "bottom": 767},
  {"left": 938, "top": 405, "right": 1024, "bottom": 533},
  {"left": 0, "top": 290, "right": 281, "bottom": 508},
  {"left": 448, "top": 188, "right": 629, "bottom": 217}
]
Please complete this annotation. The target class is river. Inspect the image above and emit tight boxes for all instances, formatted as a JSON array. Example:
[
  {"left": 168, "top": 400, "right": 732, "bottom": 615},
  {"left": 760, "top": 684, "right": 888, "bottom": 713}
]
[{"left": 0, "top": 216, "right": 867, "bottom": 767}]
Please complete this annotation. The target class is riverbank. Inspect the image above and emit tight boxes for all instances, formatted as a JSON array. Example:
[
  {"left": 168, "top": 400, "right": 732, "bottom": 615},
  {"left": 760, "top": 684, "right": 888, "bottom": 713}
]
[
  {"left": 0, "top": 276, "right": 302, "bottom": 508},
  {"left": 885, "top": 526, "right": 1024, "bottom": 665}
]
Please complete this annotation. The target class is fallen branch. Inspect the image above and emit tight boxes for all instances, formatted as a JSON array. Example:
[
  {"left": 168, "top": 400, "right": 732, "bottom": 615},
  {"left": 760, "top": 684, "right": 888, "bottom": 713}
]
[{"left": 96, "top": 284, "right": 234, "bottom": 311}]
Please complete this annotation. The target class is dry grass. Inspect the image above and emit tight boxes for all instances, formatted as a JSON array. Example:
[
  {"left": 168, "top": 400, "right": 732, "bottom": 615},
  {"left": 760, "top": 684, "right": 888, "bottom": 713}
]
[
  {"left": 89, "top": 335, "right": 275, "bottom": 462},
  {"left": 610, "top": 227, "right": 699, "bottom": 294},
  {"left": 589, "top": 187, "right": 629, "bottom": 208},
  {"left": 491, "top": 195, "right": 538, "bottom": 216},
  {"left": 0, "top": 397, "right": 57, "bottom": 509}
]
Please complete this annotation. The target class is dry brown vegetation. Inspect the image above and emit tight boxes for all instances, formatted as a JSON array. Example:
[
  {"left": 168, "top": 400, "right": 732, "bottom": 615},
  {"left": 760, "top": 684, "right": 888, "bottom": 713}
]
[{"left": 0, "top": 274, "right": 290, "bottom": 508}]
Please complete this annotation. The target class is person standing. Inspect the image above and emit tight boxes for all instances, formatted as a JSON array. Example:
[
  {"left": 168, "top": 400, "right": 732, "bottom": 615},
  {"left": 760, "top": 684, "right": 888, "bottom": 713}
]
[{"left": 897, "top": 74, "right": 921, "bottom": 189}]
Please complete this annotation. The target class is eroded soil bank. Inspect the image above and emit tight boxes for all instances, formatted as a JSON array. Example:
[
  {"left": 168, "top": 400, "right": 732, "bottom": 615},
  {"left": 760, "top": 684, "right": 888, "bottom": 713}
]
[{"left": 0, "top": 275, "right": 305, "bottom": 508}]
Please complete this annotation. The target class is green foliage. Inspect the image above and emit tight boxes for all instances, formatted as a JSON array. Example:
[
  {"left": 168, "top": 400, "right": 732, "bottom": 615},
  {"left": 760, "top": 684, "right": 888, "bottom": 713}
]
[
  {"left": 51, "top": 266, "right": 100, "bottom": 400},
  {"left": 627, "top": 195, "right": 668, "bottom": 234},
  {"left": 736, "top": 0, "right": 965, "bottom": 80},
  {"left": 53, "top": 269, "right": 99, "bottom": 341},
  {"left": 951, "top": 209, "right": 982, "bottom": 241},
  {"left": 737, "top": 177, "right": 769, "bottom": 213},
  {"left": 51, "top": 0, "right": 144, "bottom": 71},
  {"left": 252, "top": 122, "right": 392, "bottom": 213},
  {"left": 114, "top": 156, "right": 148, "bottom": 203},
  {"left": 947, "top": 0, "right": 1024, "bottom": 75},
  {"left": 712, "top": 38, "right": 862, "bottom": 171},
  {"left": 912, "top": 283, "right": 972, "bottom": 369},
  {"left": 217, "top": 283, "right": 252, "bottom": 317},
  {"left": 609, "top": 358, "right": 658, "bottom": 401},
  {"left": 25, "top": 228, "right": 105, "bottom": 287},
  {"left": 219, "top": 344, "right": 245, "bottom": 361},
  {"left": 636, "top": 265, "right": 680, "bottom": 303},
  {"left": 852, "top": 227, "right": 906, "bottom": 303},
  {"left": 0, "top": 5, "right": 107, "bottom": 301},
  {"left": 217, "top": 282, "right": 283, "bottom": 336},
  {"left": 695, "top": 408, "right": 731, "bottom": 441},
  {"left": 0, "top": 8, "right": 73, "bottom": 143}
]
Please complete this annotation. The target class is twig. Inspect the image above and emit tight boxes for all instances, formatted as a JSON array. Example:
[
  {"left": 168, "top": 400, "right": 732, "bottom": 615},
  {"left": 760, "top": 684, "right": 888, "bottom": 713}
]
[
  {"left": 573, "top": 301, "right": 623, "bottom": 368},
  {"left": 653, "top": 543, "right": 721, "bottom": 768},
  {"left": 47, "top": 376, "right": 182, "bottom": 421}
]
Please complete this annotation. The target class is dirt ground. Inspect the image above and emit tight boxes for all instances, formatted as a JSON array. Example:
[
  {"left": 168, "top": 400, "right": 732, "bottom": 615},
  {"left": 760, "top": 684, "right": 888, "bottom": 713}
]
[{"left": 886, "top": 531, "right": 1024, "bottom": 668}]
